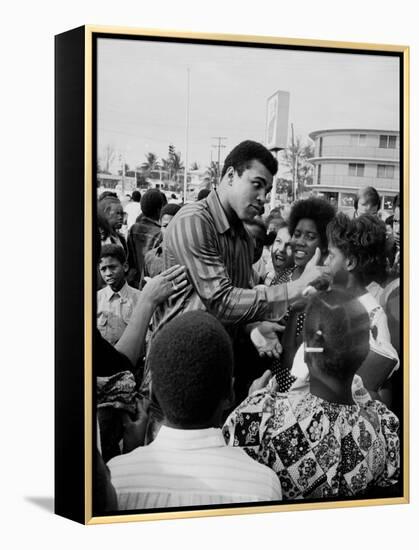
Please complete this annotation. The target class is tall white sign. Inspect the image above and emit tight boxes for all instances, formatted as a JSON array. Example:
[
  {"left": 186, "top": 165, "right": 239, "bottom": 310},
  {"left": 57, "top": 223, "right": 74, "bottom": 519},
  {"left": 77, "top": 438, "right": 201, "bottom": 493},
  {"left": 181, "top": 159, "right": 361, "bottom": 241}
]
[{"left": 265, "top": 90, "right": 290, "bottom": 150}]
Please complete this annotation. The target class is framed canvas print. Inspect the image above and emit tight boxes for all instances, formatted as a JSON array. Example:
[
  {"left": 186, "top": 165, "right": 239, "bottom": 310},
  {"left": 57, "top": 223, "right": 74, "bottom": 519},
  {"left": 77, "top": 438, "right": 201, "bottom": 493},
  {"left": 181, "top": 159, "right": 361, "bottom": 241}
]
[{"left": 55, "top": 25, "right": 409, "bottom": 525}]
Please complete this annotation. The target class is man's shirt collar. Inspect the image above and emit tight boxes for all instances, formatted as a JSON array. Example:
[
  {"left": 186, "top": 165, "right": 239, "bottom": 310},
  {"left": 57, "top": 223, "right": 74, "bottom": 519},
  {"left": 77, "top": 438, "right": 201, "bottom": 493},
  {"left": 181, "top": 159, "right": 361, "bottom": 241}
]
[
  {"left": 206, "top": 190, "right": 246, "bottom": 237},
  {"left": 150, "top": 426, "right": 226, "bottom": 451},
  {"left": 104, "top": 281, "right": 129, "bottom": 302}
]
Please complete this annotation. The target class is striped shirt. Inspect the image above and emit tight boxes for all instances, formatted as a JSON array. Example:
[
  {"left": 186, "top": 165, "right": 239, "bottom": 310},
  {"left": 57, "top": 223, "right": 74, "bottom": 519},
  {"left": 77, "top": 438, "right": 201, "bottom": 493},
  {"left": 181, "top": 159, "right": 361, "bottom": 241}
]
[
  {"left": 154, "top": 190, "right": 272, "bottom": 333},
  {"left": 108, "top": 426, "right": 282, "bottom": 510}
]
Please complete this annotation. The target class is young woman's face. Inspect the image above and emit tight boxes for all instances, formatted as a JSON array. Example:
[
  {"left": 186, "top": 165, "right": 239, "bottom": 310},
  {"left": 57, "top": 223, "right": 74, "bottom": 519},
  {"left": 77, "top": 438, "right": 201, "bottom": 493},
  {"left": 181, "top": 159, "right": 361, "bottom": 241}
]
[
  {"left": 291, "top": 218, "right": 322, "bottom": 268},
  {"left": 324, "top": 244, "right": 349, "bottom": 285}
]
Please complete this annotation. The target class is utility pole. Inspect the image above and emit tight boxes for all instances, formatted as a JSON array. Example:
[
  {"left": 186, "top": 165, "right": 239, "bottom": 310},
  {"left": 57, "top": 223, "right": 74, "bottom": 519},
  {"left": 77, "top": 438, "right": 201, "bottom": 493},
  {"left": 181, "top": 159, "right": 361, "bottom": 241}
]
[
  {"left": 120, "top": 152, "right": 126, "bottom": 196},
  {"left": 270, "top": 149, "right": 283, "bottom": 211},
  {"left": 291, "top": 123, "right": 297, "bottom": 202},
  {"left": 212, "top": 136, "right": 227, "bottom": 186},
  {"left": 183, "top": 67, "right": 191, "bottom": 203}
]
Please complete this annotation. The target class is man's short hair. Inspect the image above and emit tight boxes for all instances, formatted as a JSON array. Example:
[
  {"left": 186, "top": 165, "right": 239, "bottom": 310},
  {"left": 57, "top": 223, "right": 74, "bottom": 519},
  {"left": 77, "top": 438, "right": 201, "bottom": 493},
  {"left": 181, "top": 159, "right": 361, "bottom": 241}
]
[
  {"left": 221, "top": 140, "right": 278, "bottom": 179},
  {"left": 98, "top": 191, "right": 118, "bottom": 201},
  {"left": 140, "top": 189, "right": 165, "bottom": 219},
  {"left": 131, "top": 190, "right": 142, "bottom": 202},
  {"left": 149, "top": 311, "right": 233, "bottom": 427},
  {"left": 100, "top": 243, "right": 127, "bottom": 265},
  {"left": 160, "top": 203, "right": 181, "bottom": 218}
]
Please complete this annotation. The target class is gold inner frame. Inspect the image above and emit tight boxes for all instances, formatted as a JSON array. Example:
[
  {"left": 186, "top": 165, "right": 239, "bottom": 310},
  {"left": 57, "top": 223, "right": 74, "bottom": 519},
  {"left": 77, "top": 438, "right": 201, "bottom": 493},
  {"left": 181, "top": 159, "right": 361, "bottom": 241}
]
[{"left": 83, "top": 25, "right": 410, "bottom": 525}]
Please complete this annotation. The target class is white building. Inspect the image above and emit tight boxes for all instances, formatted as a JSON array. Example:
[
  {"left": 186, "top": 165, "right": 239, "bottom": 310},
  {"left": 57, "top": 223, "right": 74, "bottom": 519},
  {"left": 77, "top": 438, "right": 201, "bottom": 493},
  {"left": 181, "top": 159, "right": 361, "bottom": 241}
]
[{"left": 308, "top": 129, "right": 399, "bottom": 215}]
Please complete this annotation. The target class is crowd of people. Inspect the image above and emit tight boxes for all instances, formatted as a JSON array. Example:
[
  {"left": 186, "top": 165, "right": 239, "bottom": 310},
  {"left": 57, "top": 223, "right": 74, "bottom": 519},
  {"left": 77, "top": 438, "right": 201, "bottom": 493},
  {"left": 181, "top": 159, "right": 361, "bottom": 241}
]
[{"left": 94, "top": 140, "right": 401, "bottom": 514}]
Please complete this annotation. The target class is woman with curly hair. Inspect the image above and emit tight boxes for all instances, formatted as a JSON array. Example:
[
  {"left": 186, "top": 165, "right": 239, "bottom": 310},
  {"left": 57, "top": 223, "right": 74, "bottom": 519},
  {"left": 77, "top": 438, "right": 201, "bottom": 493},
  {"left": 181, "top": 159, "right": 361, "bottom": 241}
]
[
  {"left": 269, "top": 197, "right": 335, "bottom": 391},
  {"left": 322, "top": 212, "right": 399, "bottom": 405}
]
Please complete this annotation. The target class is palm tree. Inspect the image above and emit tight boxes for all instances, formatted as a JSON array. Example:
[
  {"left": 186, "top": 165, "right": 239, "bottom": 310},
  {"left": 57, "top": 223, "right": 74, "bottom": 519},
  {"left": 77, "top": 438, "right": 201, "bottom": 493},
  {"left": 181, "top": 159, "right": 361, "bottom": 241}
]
[
  {"left": 141, "top": 152, "right": 160, "bottom": 174},
  {"left": 203, "top": 161, "right": 220, "bottom": 189},
  {"left": 281, "top": 138, "right": 314, "bottom": 198},
  {"left": 160, "top": 158, "right": 172, "bottom": 181},
  {"left": 170, "top": 151, "right": 184, "bottom": 183}
]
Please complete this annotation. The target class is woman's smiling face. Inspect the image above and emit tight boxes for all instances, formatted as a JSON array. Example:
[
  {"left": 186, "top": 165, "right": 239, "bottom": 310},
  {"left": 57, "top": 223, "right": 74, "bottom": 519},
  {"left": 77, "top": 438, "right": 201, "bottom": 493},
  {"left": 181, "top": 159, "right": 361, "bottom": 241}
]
[
  {"left": 291, "top": 218, "right": 321, "bottom": 268},
  {"left": 271, "top": 226, "right": 292, "bottom": 271}
]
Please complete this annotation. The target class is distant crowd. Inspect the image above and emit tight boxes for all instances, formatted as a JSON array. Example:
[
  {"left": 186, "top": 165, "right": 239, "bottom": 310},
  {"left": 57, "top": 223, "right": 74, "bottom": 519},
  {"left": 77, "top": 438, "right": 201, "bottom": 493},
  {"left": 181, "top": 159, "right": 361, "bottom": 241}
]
[{"left": 94, "top": 140, "right": 401, "bottom": 514}]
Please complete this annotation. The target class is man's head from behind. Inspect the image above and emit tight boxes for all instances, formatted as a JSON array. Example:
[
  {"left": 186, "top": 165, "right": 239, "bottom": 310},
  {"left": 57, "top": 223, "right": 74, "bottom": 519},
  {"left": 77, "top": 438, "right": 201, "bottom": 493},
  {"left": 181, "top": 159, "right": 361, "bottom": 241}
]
[
  {"left": 140, "top": 189, "right": 165, "bottom": 221},
  {"left": 149, "top": 311, "right": 234, "bottom": 428},
  {"left": 131, "top": 190, "right": 142, "bottom": 203},
  {"left": 219, "top": 140, "right": 278, "bottom": 223}
]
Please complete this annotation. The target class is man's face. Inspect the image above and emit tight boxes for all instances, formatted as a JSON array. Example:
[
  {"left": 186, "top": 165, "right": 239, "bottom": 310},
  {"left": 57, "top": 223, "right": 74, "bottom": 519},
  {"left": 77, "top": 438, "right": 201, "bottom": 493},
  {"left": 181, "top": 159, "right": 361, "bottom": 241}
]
[
  {"left": 99, "top": 256, "right": 127, "bottom": 291},
  {"left": 271, "top": 226, "right": 292, "bottom": 271},
  {"left": 393, "top": 206, "right": 400, "bottom": 248},
  {"left": 228, "top": 160, "right": 273, "bottom": 223},
  {"left": 106, "top": 202, "right": 124, "bottom": 230},
  {"left": 324, "top": 244, "right": 349, "bottom": 285}
]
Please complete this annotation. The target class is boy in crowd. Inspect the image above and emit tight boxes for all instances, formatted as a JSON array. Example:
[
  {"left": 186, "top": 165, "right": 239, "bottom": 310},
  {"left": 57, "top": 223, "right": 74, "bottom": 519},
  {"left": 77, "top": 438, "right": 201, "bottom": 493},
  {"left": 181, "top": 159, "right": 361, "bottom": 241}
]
[
  {"left": 127, "top": 188, "right": 165, "bottom": 288},
  {"left": 144, "top": 203, "right": 181, "bottom": 278},
  {"left": 108, "top": 311, "right": 282, "bottom": 510},
  {"left": 97, "top": 244, "right": 141, "bottom": 346}
]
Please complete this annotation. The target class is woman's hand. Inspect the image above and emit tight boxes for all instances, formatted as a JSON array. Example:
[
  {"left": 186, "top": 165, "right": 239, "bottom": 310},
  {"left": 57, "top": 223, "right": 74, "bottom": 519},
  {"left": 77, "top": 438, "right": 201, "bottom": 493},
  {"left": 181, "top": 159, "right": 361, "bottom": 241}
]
[
  {"left": 250, "top": 321, "right": 284, "bottom": 358},
  {"left": 248, "top": 369, "right": 272, "bottom": 395},
  {"left": 142, "top": 264, "right": 188, "bottom": 306}
]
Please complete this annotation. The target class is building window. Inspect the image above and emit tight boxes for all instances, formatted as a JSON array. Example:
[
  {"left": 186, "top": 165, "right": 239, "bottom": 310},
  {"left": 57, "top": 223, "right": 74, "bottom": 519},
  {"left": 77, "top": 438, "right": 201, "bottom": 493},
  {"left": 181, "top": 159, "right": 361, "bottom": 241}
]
[
  {"left": 348, "top": 163, "right": 365, "bottom": 177},
  {"left": 350, "top": 134, "right": 367, "bottom": 145},
  {"left": 377, "top": 164, "right": 395, "bottom": 178},
  {"left": 317, "top": 164, "right": 322, "bottom": 185},
  {"left": 379, "top": 134, "right": 397, "bottom": 148}
]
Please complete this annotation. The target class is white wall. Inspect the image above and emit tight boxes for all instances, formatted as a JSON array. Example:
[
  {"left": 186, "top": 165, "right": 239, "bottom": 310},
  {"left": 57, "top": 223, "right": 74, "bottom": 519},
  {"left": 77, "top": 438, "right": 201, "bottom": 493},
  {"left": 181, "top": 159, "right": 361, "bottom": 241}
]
[{"left": 2, "top": 1, "right": 417, "bottom": 549}]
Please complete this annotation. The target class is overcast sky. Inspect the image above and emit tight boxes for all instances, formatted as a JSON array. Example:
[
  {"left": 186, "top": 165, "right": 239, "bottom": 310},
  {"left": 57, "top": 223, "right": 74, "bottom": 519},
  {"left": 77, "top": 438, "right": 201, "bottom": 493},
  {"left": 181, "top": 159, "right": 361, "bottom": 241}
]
[{"left": 97, "top": 37, "right": 399, "bottom": 171}]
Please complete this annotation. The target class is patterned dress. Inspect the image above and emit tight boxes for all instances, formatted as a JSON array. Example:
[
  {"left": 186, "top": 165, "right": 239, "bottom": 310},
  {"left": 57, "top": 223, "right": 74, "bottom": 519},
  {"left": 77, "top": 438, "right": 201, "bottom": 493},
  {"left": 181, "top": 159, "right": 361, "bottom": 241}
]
[
  {"left": 223, "top": 388, "right": 400, "bottom": 500},
  {"left": 270, "top": 266, "right": 305, "bottom": 391}
]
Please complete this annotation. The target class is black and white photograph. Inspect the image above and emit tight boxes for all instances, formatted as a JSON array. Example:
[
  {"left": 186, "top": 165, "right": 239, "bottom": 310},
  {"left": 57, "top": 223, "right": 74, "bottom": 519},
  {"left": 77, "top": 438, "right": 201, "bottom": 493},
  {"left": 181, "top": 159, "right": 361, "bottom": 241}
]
[{"left": 92, "top": 30, "right": 406, "bottom": 519}]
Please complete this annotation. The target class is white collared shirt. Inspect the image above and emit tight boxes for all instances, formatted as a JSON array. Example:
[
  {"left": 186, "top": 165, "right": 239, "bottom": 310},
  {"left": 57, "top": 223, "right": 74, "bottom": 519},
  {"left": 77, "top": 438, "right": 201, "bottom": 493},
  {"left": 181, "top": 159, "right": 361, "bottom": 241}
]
[
  {"left": 124, "top": 201, "right": 142, "bottom": 229},
  {"left": 97, "top": 282, "right": 141, "bottom": 345},
  {"left": 108, "top": 426, "right": 282, "bottom": 510}
]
